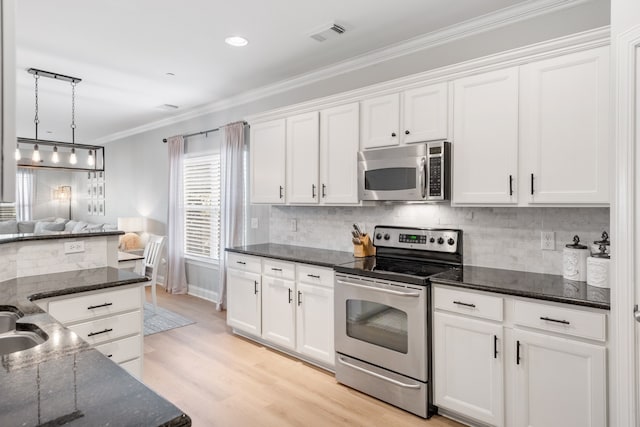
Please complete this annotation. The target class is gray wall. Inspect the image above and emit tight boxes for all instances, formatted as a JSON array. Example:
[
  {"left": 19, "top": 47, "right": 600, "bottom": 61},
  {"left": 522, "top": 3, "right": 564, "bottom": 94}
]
[{"left": 93, "top": 0, "right": 610, "bottom": 299}]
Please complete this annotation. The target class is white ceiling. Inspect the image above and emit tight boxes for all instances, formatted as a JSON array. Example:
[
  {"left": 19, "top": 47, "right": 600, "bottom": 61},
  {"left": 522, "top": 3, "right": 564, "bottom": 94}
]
[{"left": 15, "top": 0, "right": 532, "bottom": 143}]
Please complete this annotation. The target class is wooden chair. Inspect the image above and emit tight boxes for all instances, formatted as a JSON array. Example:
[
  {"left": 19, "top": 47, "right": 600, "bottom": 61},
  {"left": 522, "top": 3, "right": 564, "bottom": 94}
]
[{"left": 137, "top": 234, "right": 166, "bottom": 311}]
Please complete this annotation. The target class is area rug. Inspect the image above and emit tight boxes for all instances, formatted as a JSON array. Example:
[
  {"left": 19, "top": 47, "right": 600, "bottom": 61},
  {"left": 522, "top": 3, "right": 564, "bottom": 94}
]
[{"left": 143, "top": 302, "right": 196, "bottom": 336}]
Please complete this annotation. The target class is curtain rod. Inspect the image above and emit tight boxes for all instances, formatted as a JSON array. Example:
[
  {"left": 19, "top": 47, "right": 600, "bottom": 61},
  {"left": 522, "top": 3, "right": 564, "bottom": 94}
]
[{"left": 162, "top": 121, "right": 248, "bottom": 143}]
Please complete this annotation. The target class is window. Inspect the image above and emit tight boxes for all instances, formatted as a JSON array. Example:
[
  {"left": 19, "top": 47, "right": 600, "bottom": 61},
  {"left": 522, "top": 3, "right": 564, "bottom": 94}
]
[
  {"left": 183, "top": 154, "right": 221, "bottom": 260},
  {"left": 15, "top": 168, "right": 34, "bottom": 221}
]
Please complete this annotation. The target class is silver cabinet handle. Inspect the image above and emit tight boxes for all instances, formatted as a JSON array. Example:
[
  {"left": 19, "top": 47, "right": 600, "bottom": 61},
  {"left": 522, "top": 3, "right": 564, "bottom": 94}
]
[
  {"left": 336, "top": 280, "right": 421, "bottom": 297},
  {"left": 337, "top": 357, "right": 421, "bottom": 389}
]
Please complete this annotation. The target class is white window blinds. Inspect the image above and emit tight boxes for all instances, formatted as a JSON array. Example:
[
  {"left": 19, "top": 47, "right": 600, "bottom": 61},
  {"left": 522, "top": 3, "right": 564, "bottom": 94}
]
[{"left": 183, "top": 154, "right": 221, "bottom": 260}]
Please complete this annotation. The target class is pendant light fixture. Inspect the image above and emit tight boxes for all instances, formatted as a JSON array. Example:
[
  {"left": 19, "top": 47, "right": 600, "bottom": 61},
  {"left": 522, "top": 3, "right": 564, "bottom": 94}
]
[{"left": 16, "top": 68, "right": 105, "bottom": 172}]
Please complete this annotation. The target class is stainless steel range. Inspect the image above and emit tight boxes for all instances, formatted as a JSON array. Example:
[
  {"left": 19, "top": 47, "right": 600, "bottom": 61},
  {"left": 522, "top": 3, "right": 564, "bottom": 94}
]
[{"left": 334, "top": 225, "right": 463, "bottom": 418}]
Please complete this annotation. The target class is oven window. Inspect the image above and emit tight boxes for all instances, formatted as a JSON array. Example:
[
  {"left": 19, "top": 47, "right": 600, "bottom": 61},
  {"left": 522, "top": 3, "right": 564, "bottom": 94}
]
[
  {"left": 346, "top": 300, "right": 408, "bottom": 354},
  {"left": 364, "top": 168, "right": 416, "bottom": 191}
]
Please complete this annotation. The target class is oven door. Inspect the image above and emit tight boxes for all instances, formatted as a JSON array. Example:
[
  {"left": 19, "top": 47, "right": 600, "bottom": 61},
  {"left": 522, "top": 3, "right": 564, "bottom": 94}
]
[
  {"left": 358, "top": 155, "right": 426, "bottom": 201},
  {"left": 335, "top": 274, "right": 428, "bottom": 381}
]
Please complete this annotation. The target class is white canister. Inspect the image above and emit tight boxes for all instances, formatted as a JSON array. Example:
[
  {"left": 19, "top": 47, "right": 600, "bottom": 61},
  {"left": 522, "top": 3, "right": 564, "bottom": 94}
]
[
  {"left": 587, "top": 257, "right": 610, "bottom": 288},
  {"left": 563, "top": 235, "right": 589, "bottom": 282}
]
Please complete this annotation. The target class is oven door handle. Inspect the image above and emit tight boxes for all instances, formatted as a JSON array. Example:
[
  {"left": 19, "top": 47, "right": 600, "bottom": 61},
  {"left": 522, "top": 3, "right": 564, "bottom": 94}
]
[
  {"left": 336, "top": 280, "right": 422, "bottom": 297},
  {"left": 337, "top": 357, "right": 422, "bottom": 389}
]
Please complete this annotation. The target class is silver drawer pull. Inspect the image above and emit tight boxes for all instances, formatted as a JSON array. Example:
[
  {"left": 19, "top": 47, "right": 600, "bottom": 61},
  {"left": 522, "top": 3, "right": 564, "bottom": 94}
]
[
  {"left": 337, "top": 357, "right": 421, "bottom": 389},
  {"left": 540, "top": 316, "right": 570, "bottom": 325},
  {"left": 453, "top": 301, "right": 476, "bottom": 308},
  {"left": 336, "top": 280, "right": 421, "bottom": 297}
]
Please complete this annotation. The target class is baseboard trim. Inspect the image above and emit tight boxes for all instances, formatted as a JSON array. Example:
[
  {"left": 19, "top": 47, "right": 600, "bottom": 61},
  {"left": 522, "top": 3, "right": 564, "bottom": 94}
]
[{"left": 187, "top": 285, "right": 219, "bottom": 303}]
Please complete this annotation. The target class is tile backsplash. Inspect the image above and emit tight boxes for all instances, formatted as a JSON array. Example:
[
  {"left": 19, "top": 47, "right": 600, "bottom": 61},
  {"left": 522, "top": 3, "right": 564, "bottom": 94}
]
[{"left": 269, "top": 205, "right": 610, "bottom": 275}]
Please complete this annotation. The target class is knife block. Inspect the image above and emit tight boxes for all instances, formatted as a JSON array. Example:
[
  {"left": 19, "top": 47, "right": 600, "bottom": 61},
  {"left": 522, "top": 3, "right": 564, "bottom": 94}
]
[{"left": 353, "top": 234, "right": 376, "bottom": 258}]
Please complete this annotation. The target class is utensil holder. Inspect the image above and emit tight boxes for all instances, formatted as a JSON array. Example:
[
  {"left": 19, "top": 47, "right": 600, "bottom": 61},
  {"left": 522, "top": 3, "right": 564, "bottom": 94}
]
[{"left": 353, "top": 234, "right": 376, "bottom": 258}]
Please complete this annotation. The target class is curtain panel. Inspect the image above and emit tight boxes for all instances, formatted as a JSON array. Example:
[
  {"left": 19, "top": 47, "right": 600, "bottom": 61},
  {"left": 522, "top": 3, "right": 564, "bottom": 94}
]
[
  {"left": 166, "top": 136, "right": 188, "bottom": 294},
  {"left": 218, "top": 122, "right": 246, "bottom": 311}
]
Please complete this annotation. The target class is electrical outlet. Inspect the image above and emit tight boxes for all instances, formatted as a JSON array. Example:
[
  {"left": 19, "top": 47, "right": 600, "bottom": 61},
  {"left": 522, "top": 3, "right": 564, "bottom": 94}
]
[
  {"left": 250, "top": 218, "right": 259, "bottom": 229},
  {"left": 290, "top": 219, "right": 297, "bottom": 232},
  {"left": 541, "top": 231, "right": 555, "bottom": 251},
  {"left": 64, "top": 241, "right": 85, "bottom": 254}
]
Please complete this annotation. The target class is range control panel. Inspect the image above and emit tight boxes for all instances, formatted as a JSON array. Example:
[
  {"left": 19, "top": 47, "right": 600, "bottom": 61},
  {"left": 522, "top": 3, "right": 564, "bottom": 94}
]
[{"left": 373, "top": 226, "right": 460, "bottom": 253}]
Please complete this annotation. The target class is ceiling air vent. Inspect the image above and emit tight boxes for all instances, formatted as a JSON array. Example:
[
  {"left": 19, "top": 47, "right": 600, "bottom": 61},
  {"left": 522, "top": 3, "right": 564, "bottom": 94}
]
[{"left": 310, "top": 23, "right": 347, "bottom": 42}]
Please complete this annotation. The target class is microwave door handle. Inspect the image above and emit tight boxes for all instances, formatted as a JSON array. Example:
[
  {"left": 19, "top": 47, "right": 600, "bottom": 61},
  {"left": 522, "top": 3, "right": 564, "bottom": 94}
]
[{"left": 419, "top": 157, "right": 426, "bottom": 199}]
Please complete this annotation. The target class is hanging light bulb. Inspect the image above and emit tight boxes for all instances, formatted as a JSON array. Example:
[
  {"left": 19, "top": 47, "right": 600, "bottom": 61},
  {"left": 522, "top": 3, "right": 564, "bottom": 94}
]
[
  {"left": 69, "top": 147, "right": 77, "bottom": 165},
  {"left": 87, "top": 149, "right": 95, "bottom": 166},
  {"left": 14, "top": 143, "right": 21, "bottom": 161},
  {"left": 51, "top": 146, "right": 59, "bottom": 163},
  {"left": 32, "top": 144, "right": 41, "bottom": 162}
]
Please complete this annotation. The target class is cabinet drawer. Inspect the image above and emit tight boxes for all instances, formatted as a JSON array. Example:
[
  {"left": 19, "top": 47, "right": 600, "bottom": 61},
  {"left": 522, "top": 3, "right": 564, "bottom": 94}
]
[
  {"left": 297, "top": 264, "right": 334, "bottom": 288},
  {"left": 262, "top": 258, "right": 295, "bottom": 280},
  {"left": 513, "top": 300, "right": 606, "bottom": 342},
  {"left": 434, "top": 286, "right": 503, "bottom": 322},
  {"left": 68, "top": 310, "right": 142, "bottom": 346},
  {"left": 227, "top": 253, "right": 261, "bottom": 274},
  {"left": 94, "top": 334, "right": 141, "bottom": 364},
  {"left": 120, "top": 358, "right": 142, "bottom": 379},
  {"left": 49, "top": 286, "right": 142, "bottom": 325}
]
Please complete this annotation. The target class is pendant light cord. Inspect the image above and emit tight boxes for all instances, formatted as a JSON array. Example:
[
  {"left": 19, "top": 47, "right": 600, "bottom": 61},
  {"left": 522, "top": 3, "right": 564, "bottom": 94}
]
[
  {"left": 70, "top": 81, "right": 76, "bottom": 144},
  {"left": 33, "top": 74, "right": 39, "bottom": 140}
]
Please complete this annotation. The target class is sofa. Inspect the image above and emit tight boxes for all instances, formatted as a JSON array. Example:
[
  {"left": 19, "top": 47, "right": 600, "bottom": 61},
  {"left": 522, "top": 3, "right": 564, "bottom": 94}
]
[{"left": 0, "top": 217, "right": 118, "bottom": 235}]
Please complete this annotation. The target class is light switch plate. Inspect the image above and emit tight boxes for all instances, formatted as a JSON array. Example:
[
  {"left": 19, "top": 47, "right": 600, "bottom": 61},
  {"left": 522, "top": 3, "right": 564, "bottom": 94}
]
[
  {"left": 541, "top": 231, "right": 555, "bottom": 251},
  {"left": 251, "top": 218, "right": 259, "bottom": 229},
  {"left": 64, "top": 241, "right": 85, "bottom": 254},
  {"left": 290, "top": 219, "right": 297, "bottom": 232}
]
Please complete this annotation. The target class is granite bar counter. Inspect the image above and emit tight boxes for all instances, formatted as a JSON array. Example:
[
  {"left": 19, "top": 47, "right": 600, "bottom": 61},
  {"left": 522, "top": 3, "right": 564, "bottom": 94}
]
[
  {"left": 431, "top": 265, "right": 610, "bottom": 310},
  {"left": 0, "top": 229, "right": 124, "bottom": 244},
  {"left": 0, "top": 267, "right": 191, "bottom": 427},
  {"left": 226, "top": 243, "right": 355, "bottom": 268}
]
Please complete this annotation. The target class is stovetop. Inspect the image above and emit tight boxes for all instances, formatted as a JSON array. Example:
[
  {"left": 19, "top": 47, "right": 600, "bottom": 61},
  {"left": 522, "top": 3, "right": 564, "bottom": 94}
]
[
  {"left": 334, "top": 256, "right": 457, "bottom": 286},
  {"left": 335, "top": 225, "right": 463, "bottom": 286}
]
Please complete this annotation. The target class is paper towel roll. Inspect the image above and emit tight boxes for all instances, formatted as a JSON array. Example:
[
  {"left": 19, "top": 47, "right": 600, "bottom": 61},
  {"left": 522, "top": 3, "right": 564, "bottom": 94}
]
[{"left": 563, "top": 247, "right": 589, "bottom": 282}]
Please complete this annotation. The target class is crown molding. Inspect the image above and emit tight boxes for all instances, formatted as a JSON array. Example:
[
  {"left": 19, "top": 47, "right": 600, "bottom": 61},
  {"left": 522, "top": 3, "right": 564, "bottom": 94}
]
[{"left": 94, "top": 0, "right": 597, "bottom": 145}]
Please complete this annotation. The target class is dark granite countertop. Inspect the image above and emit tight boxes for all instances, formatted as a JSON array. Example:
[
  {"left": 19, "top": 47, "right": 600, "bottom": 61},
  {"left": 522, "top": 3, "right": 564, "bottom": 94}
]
[
  {"left": 431, "top": 265, "right": 610, "bottom": 310},
  {"left": 0, "top": 267, "right": 191, "bottom": 426},
  {"left": 226, "top": 243, "right": 355, "bottom": 268},
  {"left": 0, "top": 230, "right": 124, "bottom": 244}
]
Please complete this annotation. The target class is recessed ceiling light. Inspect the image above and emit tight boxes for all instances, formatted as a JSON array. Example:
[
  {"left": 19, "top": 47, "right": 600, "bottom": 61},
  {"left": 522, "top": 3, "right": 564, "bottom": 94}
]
[{"left": 225, "top": 36, "right": 248, "bottom": 47}]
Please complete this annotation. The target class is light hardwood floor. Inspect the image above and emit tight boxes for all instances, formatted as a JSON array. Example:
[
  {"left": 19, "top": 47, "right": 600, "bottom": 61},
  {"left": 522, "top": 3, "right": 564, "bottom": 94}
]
[{"left": 143, "top": 289, "right": 464, "bottom": 427}]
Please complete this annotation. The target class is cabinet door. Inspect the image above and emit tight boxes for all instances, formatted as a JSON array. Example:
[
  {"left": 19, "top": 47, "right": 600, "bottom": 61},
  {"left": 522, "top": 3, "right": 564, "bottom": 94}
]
[
  {"left": 262, "top": 275, "right": 296, "bottom": 350},
  {"left": 250, "top": 119, "right": 286, "bottom": 204},
  {"left": 452, "top": 68, "right": 519, "bottom": 204},
  {"left": 513, "top": 329, "right": 606, "bottom": 427},
  {"left": 320, "top": 103, "right": 359, "bottom": 204},
  {"left": 226, "top": 269, "right": 262, "bottom": 336},
  {"left": 286, "top": 111, "right": 320, "bottom": 204},
  {"left": 521, "top": 47, "right": 609, "bottom": 204},
  {"left": 360, "top": 93, "right": 400, "bottom": 149},
  {"left": 402, "top": 82, "right": 448, "bottom": 143},
  {"left": 434, "top": 312, "right": 504, "bottom": 426},
  {"left": 296, "top": 282, "right": 334, "bottom": 366}
]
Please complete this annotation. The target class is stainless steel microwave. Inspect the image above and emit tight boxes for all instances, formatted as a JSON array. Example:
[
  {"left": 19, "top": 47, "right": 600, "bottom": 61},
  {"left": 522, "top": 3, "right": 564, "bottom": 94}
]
[{"left": 358, "top": 142, "right": 450, "bottom": 202}]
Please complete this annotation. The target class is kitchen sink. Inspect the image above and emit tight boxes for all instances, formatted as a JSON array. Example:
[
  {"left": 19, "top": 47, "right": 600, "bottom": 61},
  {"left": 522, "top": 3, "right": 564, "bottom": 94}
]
[
  {"left": 0, "top": 306, "right": 23, "bottom": 333},
  {"left": 0, "top": 330, "right": 47, "bottom": 355}
]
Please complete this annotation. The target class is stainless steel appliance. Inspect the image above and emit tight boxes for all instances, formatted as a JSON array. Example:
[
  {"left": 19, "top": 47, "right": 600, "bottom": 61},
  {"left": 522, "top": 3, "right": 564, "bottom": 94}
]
[
  {"left": 334, "top": 225, "right": 463, "bottom": 418},
  {"left": 358, "top": 142, "right": 451, "bottom": 202}
]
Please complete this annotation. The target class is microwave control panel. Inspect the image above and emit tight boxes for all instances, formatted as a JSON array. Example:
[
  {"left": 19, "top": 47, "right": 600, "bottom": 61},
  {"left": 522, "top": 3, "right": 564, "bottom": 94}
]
[{"left": 426, "top": 141, "right": 450, "bottom": 201}]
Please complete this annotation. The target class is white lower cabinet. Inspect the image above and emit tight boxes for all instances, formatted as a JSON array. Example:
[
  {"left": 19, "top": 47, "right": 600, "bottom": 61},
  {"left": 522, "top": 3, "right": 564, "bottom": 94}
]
[
  {"left": 433, "top": 284, "right": 607, "bottom": 427},
  {"left": 513, "top": 329, "right": 606, "bottom": 427},
  {"left": 226, "top": 252, "right": 335, "bottom": 367},
  {"left": 226, "top": 267, "right": 262, "bottom": 336},
  {"left": 36, "top": 284, "right": 145, "bottom": 380},
  {"left": 434, "top": 311, "right": 504, "bottom": 426},
  {"left": 261, "top": 275, "right": 296, "bottom": 350}
]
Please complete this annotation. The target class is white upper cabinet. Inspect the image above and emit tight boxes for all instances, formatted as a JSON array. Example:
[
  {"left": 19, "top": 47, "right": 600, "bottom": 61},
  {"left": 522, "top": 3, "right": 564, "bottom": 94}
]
[
  {"left": 286, "top": 112, "right": 320, "bottom": 204},
  {"left": 250, "top": 119, "right": 286, "bottom": 204},
  {"left": 1, "top": 0, "right": 15, "bottom": 203},
  {"left": 520, "top": 47, "right": 610, "bottom": 204},
  {"left": 452, "top": 67, "right": 519, "bottom": 204},
  {"left": 360, "top": 93, "right": 400, "bottom": 149},
  {"left": 402, "top": 82, "right": 448, "bottom": 143},
  {"left": 320, "top": 103, "right": 359, "bottom": 204}
]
